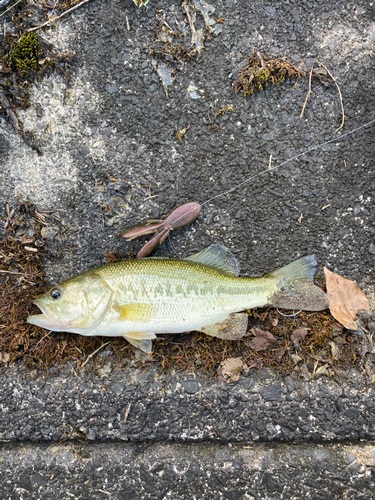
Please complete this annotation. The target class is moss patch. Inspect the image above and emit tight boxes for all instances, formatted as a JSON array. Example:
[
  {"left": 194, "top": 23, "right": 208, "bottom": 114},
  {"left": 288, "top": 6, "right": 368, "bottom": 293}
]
[
  {"left": 233, "top": 52, "right": 304, "bottom": 97},
  {"left": 0, "top": 4, "right": 73, "bottom": 154},
  {"left": 10, "top": 32, "right": 40, "bottom": 76}
]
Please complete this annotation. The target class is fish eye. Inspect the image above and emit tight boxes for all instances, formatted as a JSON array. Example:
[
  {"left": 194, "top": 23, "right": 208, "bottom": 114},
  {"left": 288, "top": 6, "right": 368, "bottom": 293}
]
[{"left": 50, "top": 288, "right": 62, "bottom": 300}]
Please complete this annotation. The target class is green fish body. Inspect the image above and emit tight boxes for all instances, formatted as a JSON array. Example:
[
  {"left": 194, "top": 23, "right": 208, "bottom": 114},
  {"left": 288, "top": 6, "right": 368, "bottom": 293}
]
[{"left": 27, "top": 245, "right": 325, "bottom": 352}]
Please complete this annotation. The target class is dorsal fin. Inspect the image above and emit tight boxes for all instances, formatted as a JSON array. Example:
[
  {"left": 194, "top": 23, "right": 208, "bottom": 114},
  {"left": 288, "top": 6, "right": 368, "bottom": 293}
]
[{"left": 185, "top": 244, "right": 240, "bottom": 277}]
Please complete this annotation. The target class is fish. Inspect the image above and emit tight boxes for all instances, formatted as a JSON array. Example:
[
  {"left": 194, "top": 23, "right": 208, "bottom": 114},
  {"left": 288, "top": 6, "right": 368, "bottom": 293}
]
[{"left": 27, "top": 244, "right": 328, "bottom": 353}]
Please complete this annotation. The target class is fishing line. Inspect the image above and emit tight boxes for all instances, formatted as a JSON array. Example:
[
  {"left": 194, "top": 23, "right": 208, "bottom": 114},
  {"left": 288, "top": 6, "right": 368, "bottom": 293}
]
[
  {"left": 200, "top": 117, "right": 375, "bottom": 207},
  {"left": 163, "top": 117, "right": 375, "bottom": 250}
]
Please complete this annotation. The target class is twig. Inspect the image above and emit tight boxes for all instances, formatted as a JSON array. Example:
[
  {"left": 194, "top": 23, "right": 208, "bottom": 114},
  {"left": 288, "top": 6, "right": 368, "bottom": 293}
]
[
  {"left": 50, "top": 0, "right": 59, "bottom": 18},
  {"left": 300, "top": 62, "right": 315, "bottom": 118},
  {"left": 268, "top": 154, "right": 272, "bottom": 170},
  {"left": 300, "top": 60, "right": 345, "bottom": 133},
  {"left": 80, "top": 341, "right": 111, "bottom": 369},
  {"left": 35, "top": 331, "right": 52, "bottom": 347},
  {"left": 316, "top": 60, "right": 345, "bottom": 132},
  {"left": 0, "top": 270, "right": 37, "bottom": 276},
  {"left": 123, "top": 403, "right": 131, "bottom": 422},
  {"left": 125, "top": 15, "right": 130, "bottom": 31},
  {"left": 183, "top": 5, "right": 195, "bottom": 35},
  {"left": 156, "top": 15, "right": 175, "bottom": 34},
  {"left": 0, "top": 0, "right": 24, "bottom": 19},
  {"left": 27, "top": 0, "right": 93, "bottom": 33}
]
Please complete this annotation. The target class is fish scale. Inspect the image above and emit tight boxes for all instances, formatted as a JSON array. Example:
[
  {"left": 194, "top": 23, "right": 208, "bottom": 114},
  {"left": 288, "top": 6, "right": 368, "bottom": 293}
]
[
  {"left": 27, "top": 245, "right": 326, "bottom": 352},
  {"left": 97, "top": 259, "right": 277, "bottom": 329}
]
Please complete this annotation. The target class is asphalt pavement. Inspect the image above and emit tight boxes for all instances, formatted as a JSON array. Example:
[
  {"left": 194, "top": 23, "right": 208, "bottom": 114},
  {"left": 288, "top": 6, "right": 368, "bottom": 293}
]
[{"left": 1, "top": 0, "right": 374, "bottom": 498}]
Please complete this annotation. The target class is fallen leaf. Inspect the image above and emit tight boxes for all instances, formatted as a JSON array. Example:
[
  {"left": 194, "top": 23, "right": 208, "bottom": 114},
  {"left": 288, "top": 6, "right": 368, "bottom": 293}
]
[
  {"left": 324, "top": 267, "right": 369, "bottom": 330},
  {"left": 315, "top": 364, "right": 329, "bottom": 376},
  {"left": 290, "top": 327, "right": 310, "bottom": 351},
  {"left": 0, "top": 353, "right": 10, "bottom": 363},
  {"left": 218, "top": 357, "right": 246, "bottom": 383},
  {"left": 251, "top": 328, "right": 276, "bottom": 341},
  {"left": 248, "top": 337, "right": 270, "bottom": 351},
  {"left": 329, "top": 341, "right": 340, "bottom": 360},
  {"left": 270, "top": 317, "right": 278, "bottom": 327},
  {"left": 247, "top": 328, "right": 276, "bottom": 351},
  {"left": 291, "top": 327, "right": 310, "bottom": 342},
  {"left": 276, "top": 347, "right": 287, "bottom": 362},
  {"left": 176, "top": 124, "right": 190, "bottom": 143},
  {"left": 288, "top": 350, "right": 302, "bottom": 365}
]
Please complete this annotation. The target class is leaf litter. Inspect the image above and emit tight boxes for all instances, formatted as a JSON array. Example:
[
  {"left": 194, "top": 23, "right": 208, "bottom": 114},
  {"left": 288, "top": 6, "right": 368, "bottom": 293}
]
[
  {"left": 1, "top": 206, "right": 374, "bottom": 384},
  {"left": 150, "top": 0, "right": 223, "bottom": 96}
]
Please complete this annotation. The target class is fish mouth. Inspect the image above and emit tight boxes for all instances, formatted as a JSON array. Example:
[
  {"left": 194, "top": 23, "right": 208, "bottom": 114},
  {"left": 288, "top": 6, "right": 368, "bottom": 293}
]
[{"left": 27, "top": 298, "right": 60, "bottom": 329}]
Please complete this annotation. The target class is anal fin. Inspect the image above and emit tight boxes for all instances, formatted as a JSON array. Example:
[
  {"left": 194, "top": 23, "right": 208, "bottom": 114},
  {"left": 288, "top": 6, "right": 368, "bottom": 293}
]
[
  {"left": 122, "top": 331, "right": 156, "bottom": 353},
  {"left": 199, "top": 313, "right": 248, "bottom": 340}
]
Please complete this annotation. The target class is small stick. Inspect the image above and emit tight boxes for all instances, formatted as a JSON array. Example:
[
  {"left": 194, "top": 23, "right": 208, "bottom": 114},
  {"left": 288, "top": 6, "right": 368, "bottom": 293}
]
[
  {"left": 80, "top": 341, "right": 111, "bottom": 369},
  {"left": 316, "top": 60, "right": 345, "bottom": 132},
  {"left": 0, "top": 270, "right": 37, "bottom": 276},
  {"left": 123, "top": 403, "right": 131, "bottom": 422},
  {"left": 268, "top": 154, "right": 272, "bottom": 170},
  {"left": 0, "top": 0, "right": 24, "bottom": 19},
  {"left": 51, "top": 0, "right": 59, "bottom": 18},
  {"left": 126, "top": 15, "right": 130, "bottom": 31},
  {"left": 27, "top": 0, "right": 93, "bottom": 32},
  {"left": 300, "top": 62, "right": 315, "bottom": 118},
  {"left": 35, "top": 331, "right": 52, "bottom": 347}
]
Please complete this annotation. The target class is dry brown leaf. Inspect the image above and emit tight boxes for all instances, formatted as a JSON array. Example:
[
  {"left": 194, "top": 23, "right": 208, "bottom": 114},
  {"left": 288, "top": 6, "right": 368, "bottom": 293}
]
[
  {"left": 218, "top": 357, "right": 247, "bottom": 383},
  {"left": 324, "top": 267, "right": 369, "bottom": 330},
  {"left": 247, "top": 328, "right": 276, "bottom": 352},
  {"left": 0, "top": 352, "right": 10, "bottom": 364},
  {"left": 329, "top": 341, "right": 340, "bottom": 360},
  {"left": 290, "top": 327, "right": 310, "bottom": 352},
  {"left": 250, "top": 328, "right": 276, "bottom": 341},
  {"left": 289, "top": 352, "right": 302, "bottom": 365},
  {"left": 291, "top": 327, "right": 310, "bottom": 342},
  {"left": 248, "top": 337, "right": 270, "bottom": 351}
]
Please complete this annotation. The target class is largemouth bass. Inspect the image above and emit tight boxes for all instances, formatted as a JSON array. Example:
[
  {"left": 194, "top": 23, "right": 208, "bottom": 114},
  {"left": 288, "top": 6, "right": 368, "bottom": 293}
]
[{"left": 27, "top": 245, "right": 327, "bottom": 352}]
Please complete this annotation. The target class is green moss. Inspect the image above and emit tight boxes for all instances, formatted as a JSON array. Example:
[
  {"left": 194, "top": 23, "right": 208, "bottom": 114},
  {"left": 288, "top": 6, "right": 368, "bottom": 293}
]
[
  {"left": 233, "top": 52, "right": 304, "bottom": 97},
  {"left": 10, "top": 32, "right": 40, "bottom": 76}
]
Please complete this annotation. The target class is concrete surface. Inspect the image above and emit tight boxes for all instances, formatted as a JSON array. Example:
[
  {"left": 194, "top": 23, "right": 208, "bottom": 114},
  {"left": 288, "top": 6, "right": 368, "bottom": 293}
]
[
  {"left": 1, "top": 441, "right": 375, "bottom": 499},
  {"left": 1, "top": 0, "right": 375, "bottom": 498}
]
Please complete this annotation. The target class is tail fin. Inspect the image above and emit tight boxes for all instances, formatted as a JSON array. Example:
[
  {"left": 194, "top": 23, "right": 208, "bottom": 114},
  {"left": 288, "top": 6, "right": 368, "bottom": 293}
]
[
  {"left": 269, "top": 255, "right": 316, "bottom": 285},
  {"left": 268, "top": 255, "right": 328, "bottom": 311}
]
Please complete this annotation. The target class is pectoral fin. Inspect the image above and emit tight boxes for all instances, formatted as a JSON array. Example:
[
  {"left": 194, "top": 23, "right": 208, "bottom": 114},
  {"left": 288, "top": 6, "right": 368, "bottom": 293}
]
[
  {"left": 114, "top": 303, "right": 156, "bottom": 321},
  {"left": 199, "top": 313, "right": 248, "bottom": 340},
  {"left": 122, "top": 331, "right": 156, "bottom": 353}
]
